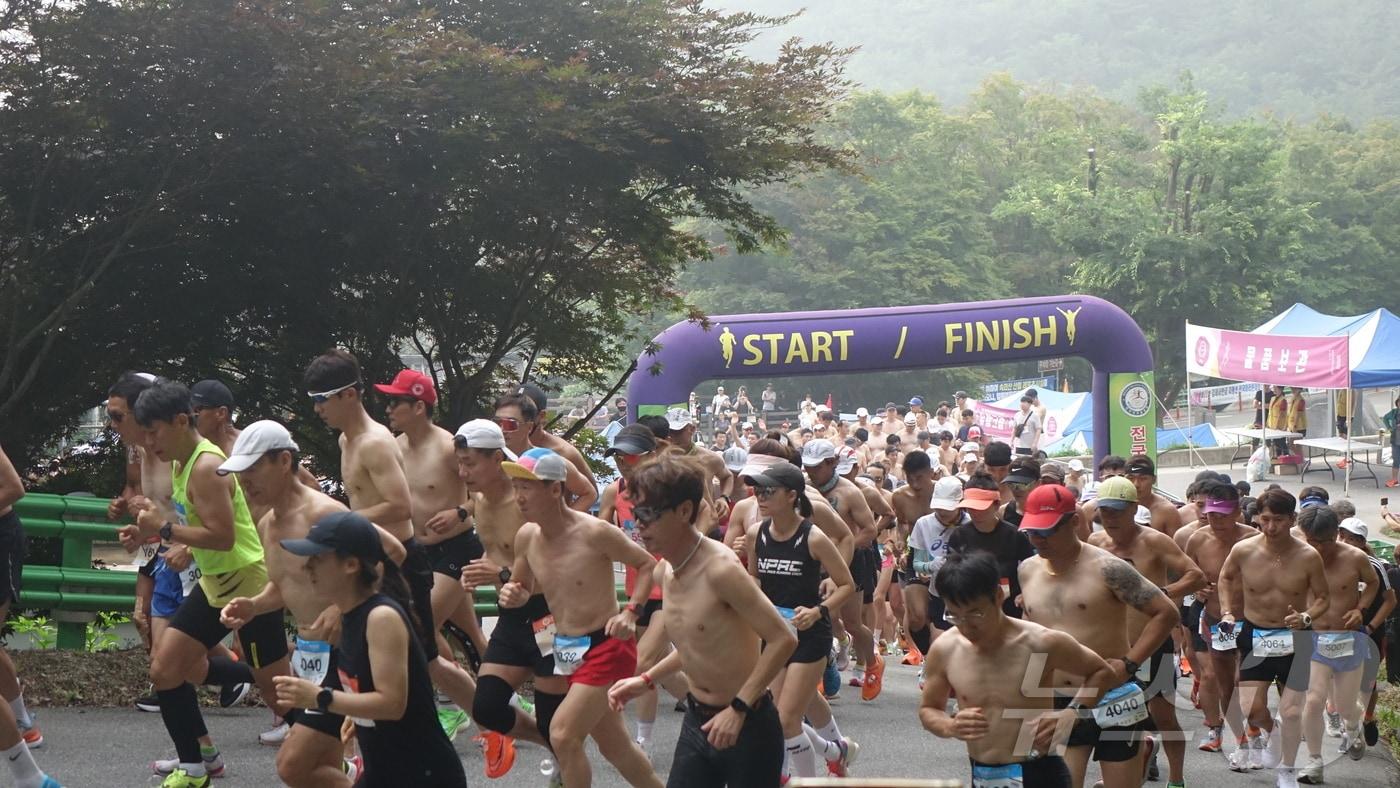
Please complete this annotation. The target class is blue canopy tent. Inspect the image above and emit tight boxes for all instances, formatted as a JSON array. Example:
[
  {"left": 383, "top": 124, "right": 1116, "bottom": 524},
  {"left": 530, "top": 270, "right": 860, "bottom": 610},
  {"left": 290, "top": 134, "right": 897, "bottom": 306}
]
[{"left": 1255, "top": 304, "right": 1400, "bottom": 388}]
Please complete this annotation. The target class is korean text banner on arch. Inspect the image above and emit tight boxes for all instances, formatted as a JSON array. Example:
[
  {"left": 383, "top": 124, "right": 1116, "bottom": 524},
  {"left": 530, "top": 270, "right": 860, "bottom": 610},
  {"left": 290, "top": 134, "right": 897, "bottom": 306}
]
[{"left": 1185, "top": 322, "right": 1350, "bottom": 388}]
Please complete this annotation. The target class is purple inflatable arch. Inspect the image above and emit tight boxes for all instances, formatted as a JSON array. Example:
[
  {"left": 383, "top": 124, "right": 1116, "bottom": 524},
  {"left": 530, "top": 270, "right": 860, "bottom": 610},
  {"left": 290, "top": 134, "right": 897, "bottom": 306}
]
[{"left": 627, "top": 294, "right": 1157, "bottom": 465}]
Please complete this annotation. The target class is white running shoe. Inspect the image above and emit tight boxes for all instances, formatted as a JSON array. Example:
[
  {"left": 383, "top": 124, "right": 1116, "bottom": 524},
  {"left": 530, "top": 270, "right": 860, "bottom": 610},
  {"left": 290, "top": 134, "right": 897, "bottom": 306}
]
[
  {"left": 1227, "top": 745, "right": 1250, "bottom": 773},
  {"left": 1296, "top": 756, "right": 1324, "bottom": 785},
  {"left": 1345, "top": 725, "right": 1366, "bottom": 761},
  {"left": 1262, "top": 726, "right": 1283, "bottom": 769},
  {"left": 1324, "top": 711, "right": 1343, "bottom": 738},
  {"left": 258, "top": 721, "right": 289, "bottom": 746},
  {"left": 834, "top": 639, "right": 851, "bottom": 671},
  {"left": 152, "top": 751, "right": 225, "bottom": 778},
  {"left": 1248, "top": 732, "right": 1267, "bottom": 770},
  {"left": 1278, "top": 765, "right": 1301, "bottom": 788}
]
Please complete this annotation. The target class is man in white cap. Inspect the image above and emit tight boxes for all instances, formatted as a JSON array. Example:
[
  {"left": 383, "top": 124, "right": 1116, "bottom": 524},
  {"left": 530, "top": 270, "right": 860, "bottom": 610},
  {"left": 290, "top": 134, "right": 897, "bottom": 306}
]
[
  {"left": 666, "top": 407, "right": 732, "bottom": 523},
  {"left": 217, "top": 421, "right": 406, "bottom": 786},
  {"left": 957, "top": 444, "right": 980, "bottom": 482},
  {"left": 1337, "top": 517, "right": 1396, "bottom": 749},
  {"left": 900, "top": 412, "right": 919, "bottom": 452},
  {"left": 803, "top": 439, "right": 882, "bottom": 700},
  {"left": 500, "top": 448, "right": 663, "bottom": 788},
  {"left": 1087, "top": 476, "right": 1206, "bottom": 788},
  {"left": 1065, "top": 459, "right": 1087, "bottom": 492},
  {"left": 453, "top": 419, "right": 553, "bottom": 778},
  {"left": 910, "top": 477, "right": 970, "bottom": 652},
  {"left": 855, "top": 407, "right": 870, "bottom": 430}
]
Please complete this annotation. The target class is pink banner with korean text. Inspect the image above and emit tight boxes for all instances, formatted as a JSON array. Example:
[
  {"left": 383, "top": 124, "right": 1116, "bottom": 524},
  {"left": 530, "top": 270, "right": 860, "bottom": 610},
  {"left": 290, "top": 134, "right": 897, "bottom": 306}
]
[
  {"left": 973, "top": 402, "right": 1018, "bottom": 443},
  {"left": 1185, "top": 322, "right": 1350, "bottom": 388}
]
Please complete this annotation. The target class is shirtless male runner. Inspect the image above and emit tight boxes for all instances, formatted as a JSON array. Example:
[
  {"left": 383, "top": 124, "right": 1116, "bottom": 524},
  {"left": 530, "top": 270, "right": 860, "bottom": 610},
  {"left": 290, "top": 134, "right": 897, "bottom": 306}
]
[
  {"left": 376, "top": 371, "right": 488, "bottom": 683},
  {"left": 1087, "top": 477, "right": 1206, "bottom": 788},
  {"left": 923, "top": 551, "right": 1116, "bottom": 788},
  {"left": 801, "top": 439, "right": 883, "bottom": 700},
  {"left": 1018, "top": 484, "right": 1180, "bottom": 788},
  {"left": 1123, "top": 456, "right": 1181, "bottom": 538},
  {"left": 609, "top": 453, "right": 796, "bottom": 787},
  {"left": 494, "top": 392, "right": 598, "bottom": 513},
  {"left": 1294, "top": 506, "right": 1374, "bottom": 783},
  {"left": 216, "top": 421, "right": 406, "bottom": 787},
  {"left": 1181, "top": 480, "right": 1256, "bottom": 760},
  {"left": 499, "top": 448, "right": 663, "bottom": 788},
  {"left": 304, "top": 351, "right": 478, "bottom": 737},
  {"left": 455, "top": 419, "right": 558, "bottom": 777},
  {"left": 664, "top": 408, "right": 732, "bottom": 521},
  {"left": 517, "top": 382, "right": 599, "bottom": 509},
  {"left": 1217, "top": 488, "right": 1330, "bottom": 788}
]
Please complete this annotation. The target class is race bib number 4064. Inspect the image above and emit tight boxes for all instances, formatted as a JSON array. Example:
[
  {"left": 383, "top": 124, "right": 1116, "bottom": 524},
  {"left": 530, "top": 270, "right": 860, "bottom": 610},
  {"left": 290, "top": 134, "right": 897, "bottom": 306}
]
[{"left": 1252, "top": 628, "right": 1294, "bottom": 658}]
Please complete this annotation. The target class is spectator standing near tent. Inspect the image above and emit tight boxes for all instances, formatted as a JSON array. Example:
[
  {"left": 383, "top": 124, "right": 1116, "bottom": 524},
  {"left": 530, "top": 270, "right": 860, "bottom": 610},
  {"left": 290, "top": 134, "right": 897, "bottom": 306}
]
[
  {"left": 1286, "top": 387, "right": 1308, "bottom": 455},
  {"left": 1267, "top": 385, "right": 1289, "bottom": 456},
  {"left": 1384, "top": 397, "right": 1400, "bottom": 488}
]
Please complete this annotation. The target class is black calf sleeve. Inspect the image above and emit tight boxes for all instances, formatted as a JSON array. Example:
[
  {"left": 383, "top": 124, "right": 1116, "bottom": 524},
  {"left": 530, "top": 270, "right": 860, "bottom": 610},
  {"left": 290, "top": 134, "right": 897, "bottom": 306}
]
[
  {"left": 534, "top": 690, "right": 567, "bottom": 751},
  {"left": 471, "top": 675, "right": 519, "bottom": 735},
  {"left": 910, "top": 625, "right": 932, "bottom": 655},
  {"left": 157, "top": 683, "right": 208, "bottom": 765},
  {"left": 203, "top": 654, "right": 254, "bottom": 687}
]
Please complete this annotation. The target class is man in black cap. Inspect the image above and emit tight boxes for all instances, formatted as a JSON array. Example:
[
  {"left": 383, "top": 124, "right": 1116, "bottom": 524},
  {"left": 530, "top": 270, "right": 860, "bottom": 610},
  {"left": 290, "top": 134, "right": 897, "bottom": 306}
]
[
  {"left": 517, "top": 382, "right": 598, "bottom": 507},
  {"left": 1125, "top": 455, "right": 1181, "bottom": 538},
  {"left": 191, "top": 380, "right": 240, "bottom": 459},
  {"left": 982, "top": 441, "right": 1014, "bottom": 505},
  {"left": 998, "top": 456, "right": 1041, "bottom": 527}
]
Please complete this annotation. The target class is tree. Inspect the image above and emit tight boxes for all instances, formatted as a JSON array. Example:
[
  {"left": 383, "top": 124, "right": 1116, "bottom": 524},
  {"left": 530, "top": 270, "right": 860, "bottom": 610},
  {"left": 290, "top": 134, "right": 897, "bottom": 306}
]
[{"left": 0, "top": 0, "right": 853, "bottom": 470}]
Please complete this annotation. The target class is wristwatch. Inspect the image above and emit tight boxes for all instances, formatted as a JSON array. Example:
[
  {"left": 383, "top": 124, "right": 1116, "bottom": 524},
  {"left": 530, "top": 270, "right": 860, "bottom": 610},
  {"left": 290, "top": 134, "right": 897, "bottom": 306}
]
[
  {"left": 624, "top": 602, "right": 642, "bottom": 617},
  {"left": 729, "top": 696, "right": 752, "bottom": 716},
  {"left": 1299, "top": 612, "right": 1313, "bottom": 630},
  {"left": 456, "top": 506, "right": 469, "bottom": 522},
  {"left": 498, "top": 567, "right": 512, "bottom": 586},
  {"left": 316, "top": 687, "right": 334, "bottom": 713},
  {"left": 159, "top": 522, "right": 174, "bottom": 542},
  {"left": 1122, "top": 658, "right": 1140, "bottom": 679}
]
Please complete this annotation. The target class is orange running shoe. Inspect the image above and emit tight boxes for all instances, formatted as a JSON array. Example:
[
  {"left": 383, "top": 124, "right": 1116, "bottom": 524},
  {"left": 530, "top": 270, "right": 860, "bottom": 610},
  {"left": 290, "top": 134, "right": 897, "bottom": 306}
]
[
  {"left": 1179, "top": 652, "right": 1192, "bottom": 677},
  {"left": 19, "top": 723, "right": 42, "bottom": 749},
  {"left": 483, "top": 731, "right": 517, "bottom": 778},
  {"left": 861, "top": 653, "right": 885, "bottom": 701}
]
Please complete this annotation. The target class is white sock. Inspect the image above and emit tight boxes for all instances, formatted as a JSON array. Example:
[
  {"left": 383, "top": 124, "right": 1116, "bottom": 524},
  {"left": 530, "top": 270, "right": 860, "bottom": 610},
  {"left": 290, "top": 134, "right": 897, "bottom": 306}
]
[
  {"left": 803, "top": 722, "right": 841, "bottom": 762},
  {"left": 636, "top": 720, "right": 653, "bottom": 743},
  {"left": 785, "top": 734, "right": 817, "bottom": 777},
  {"left": 817, "top": 717, "right": 842, "bottom": 744},
  {"left": 509, "top": 692, "right": 527, "bottom": 711},
  {"left": 3, "top": 742, "right": 42, "bottom": 788},
  {"left": 182, "top": 762, "right": 207, "bottom": 777},
  {"left": 8, "top": 695, "right": 30, "bottom": 729}
]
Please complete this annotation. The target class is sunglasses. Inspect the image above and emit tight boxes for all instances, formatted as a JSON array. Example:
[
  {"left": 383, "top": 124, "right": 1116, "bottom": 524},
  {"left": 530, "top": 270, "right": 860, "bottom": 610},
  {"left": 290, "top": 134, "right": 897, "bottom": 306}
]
[
  {"left": 493, "top": 416, "right": 521, "bottom": 432},
  {"left": 616, "top": 452, "right": 644, "bottom": 465},
  {"left": 386, "top": 396, "right": 417, "bottom": 409},
  {"left": 753, "top": 486, "right": 782, "bottom": 500},
  {"left": 1002, "top": 480, "right": 1031, "bottom": 492},
  {"left": 633, "top": 502, "right": 678, "bottom": 524},
  {"left": 307, "top": 381, "right": 357, "bottom": 403},
  {"left": 1022, "top": 513, "right": 1072, "bottom": 539}
]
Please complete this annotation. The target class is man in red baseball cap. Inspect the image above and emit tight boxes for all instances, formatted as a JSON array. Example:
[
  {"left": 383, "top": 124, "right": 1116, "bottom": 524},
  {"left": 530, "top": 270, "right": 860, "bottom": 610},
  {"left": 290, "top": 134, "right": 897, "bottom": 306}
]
[
  {"left": 373, "top": 368, "right": 482, "bottom": 742},
  {"left": 1017, "top": 484, "right": 1180, "bottom": 788}
]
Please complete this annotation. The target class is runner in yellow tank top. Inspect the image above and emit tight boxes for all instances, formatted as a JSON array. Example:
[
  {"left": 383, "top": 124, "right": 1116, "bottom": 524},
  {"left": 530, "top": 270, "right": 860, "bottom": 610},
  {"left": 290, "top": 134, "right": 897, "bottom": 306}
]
[{"left": 117, "top": 381, "right": 291, "bottom": 788}]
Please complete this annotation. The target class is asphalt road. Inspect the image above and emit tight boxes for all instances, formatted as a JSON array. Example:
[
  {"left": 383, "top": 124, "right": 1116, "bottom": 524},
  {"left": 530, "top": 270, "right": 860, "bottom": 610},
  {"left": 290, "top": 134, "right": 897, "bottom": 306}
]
[{"left": 30, "top": 659, "right": 1399, "bottom": 787}]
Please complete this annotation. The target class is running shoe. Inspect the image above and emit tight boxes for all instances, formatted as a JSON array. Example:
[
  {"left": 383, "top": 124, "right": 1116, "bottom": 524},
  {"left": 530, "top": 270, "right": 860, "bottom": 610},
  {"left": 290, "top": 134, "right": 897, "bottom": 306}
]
[
  {"left": 1248, "top": 730, "right": 1267, "bottom": 770},
  {"left": 1345, "top": 725, "right": 1366, "bottom": 760},
  {"left": 512, "top": 694, "right": 536, "bottom": 716},
  {"left": 483, "top": 731, "right": 517, "bottom": 778},
  {"left": 258, "top": 720, "right": 289, "bottom": 746},
  {"left": 1365, "top": 718, "right": 1379, "bottom": 746},
  {"left": 834, "top": 638, "right": 850, "bottom": 671},
  {"left": 1387, "top": 479, "right": 1399, "bottom": 488},
  {"left": 438, "top": 708, "right": 470, "bottom": 741},
  {"left": 1147, "top": 747, "right": 1161, "bottom": 780},
  {"left": 1325, "top": 710, "right": 1343, "bottom": 737},
  {"left": 153, "top": 751, "right": 226, "bottom": 778},
  {"left": 135, "top": 688, "right": 161, "bottom": 713},
  {"left": 18, "top": 717, "right": 42, "bottom": 749},
  {"left": 1277, "top": 766, "right": 1300, "bottom": 788},
  {"left": 861, "top": 653, "right": 885, "bottom": 702},
  {"left": 1197, "top": 724, "right": 1222, "bottom": 753},
  {"left": 344, "top": 756, "right": 363, "bottom": 782},
  {"left": 160, "top": 770, "right": 212, "bottom": 788},
  {"left": 673, "top": 699, "right": 686, "bottom": 713},
  {"left": 1226, "top": 743, "right": 1249, "bottom": 773},
  {"left": 1296, "top": 756, "right": 1323, "bottom": 784},
  {"left": 40, "top": 777, "right": 63, "bottom": 788},
  {"left": 219, "top": 682, "right": 251, "bottom": 709},
  {"left": 825, "top": 736, "right": 859, "bottom": 777},
  {"left": 822, "top": 658, "right": 841, "bottom": 699},
  {"left": 1263, "top": 725, "right": 1282, "bottom": 768}
]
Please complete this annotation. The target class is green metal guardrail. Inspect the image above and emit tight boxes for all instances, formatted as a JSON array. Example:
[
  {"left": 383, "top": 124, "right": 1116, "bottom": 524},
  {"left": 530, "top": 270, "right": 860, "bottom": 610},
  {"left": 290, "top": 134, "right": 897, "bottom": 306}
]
[{"left": 14, "top": 492, "right": 627, "bottom": 650}]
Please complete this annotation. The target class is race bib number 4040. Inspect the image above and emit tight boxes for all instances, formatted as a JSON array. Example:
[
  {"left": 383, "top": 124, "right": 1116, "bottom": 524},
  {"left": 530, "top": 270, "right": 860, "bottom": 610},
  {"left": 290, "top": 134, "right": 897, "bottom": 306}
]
[
  {"left": 1092, "top": 681, "right": 1148, "bottom": 729},
  {"left": 971, "top": 762, "right": 1023, "bottom": 788}
]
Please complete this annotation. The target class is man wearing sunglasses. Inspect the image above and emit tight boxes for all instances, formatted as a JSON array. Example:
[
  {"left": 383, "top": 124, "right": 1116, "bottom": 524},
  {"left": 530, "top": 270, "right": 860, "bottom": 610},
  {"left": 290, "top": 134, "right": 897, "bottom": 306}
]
[
  {"left": 1018, "top": 484, "right": 1180, "bottom": 788},
  {"left": 608, "top": 453, "right": 796, "bottom": 787},
  {"left": 494, "top": 392, "right": 598, "bottom": 513},
  {"left": 1125, "top": 456, "right": 1182, "bottom": 539},
  {"left": 516, "top": 382, "right": 599, "bottom": 509},
  {"left": 599, "top": 425, "right": 688, "bottom": 753},
  {"left": 999, "top": 456, "right": 1041, "bottom": 528},
  {"left": 1087, "top": 477, "right": 1207, "bottom": 788},
  {"left": 374, "top": 369, "right": 481, "bottom": 741}
]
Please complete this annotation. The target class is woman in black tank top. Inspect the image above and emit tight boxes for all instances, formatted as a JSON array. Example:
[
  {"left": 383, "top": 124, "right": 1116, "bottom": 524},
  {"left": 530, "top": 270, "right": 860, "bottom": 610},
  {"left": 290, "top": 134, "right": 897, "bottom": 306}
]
[
  {"left": 276, "top": 512, "right": 466, "bottom": 787},
  {"left": 740, "top": 462, "right": 858, "bottom": 780}
]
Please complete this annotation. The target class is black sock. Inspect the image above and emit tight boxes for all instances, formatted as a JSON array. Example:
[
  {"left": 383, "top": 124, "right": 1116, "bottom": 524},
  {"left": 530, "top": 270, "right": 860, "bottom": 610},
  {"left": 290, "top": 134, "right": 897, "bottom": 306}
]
[
  {"left": 157, "top": 683, "right": 209, "bottom": 764},
  {"left": 204, "top": 655, "right": 254, "bottom": 687},
  {"left": 911, "top": 625, "right": 932, "bottom": 655}
]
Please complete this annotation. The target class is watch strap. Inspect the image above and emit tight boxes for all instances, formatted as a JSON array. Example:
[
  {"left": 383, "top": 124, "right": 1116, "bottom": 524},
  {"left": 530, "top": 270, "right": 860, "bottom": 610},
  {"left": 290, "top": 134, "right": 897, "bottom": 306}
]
[{"left": 729, "top": 696, "right": 752, "bottom": 715}]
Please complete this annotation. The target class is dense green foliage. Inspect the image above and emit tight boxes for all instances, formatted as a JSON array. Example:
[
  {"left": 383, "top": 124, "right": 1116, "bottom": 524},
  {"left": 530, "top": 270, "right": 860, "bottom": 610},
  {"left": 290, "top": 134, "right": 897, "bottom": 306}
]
[
  {"left": 676, "top": 75, "right": 1400, "bottom": 411},
  {"left": 0, "top": 0, "right": 850, "bottom": 470},
  {"left": 733, "top": 0, "right": 1400, "bottom": 121}
]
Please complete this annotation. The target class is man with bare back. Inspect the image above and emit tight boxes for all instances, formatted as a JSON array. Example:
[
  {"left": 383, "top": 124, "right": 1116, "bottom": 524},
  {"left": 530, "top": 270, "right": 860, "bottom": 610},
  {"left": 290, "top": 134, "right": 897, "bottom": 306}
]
[
  {"left": 499, "top": 447, "right": 663, "bottom": 788},
  {"left": 1124, "top": 456, "right": 1181, "bottom": 538},
  {"left": 1017, "top": 484, "right": 1180, "bottom": 788},
  {"left": 517, "top": 382, "right": 599, "bottom": 510},
  {"left": 608, "top": 453, "right": 796, "bottom": 787}
]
